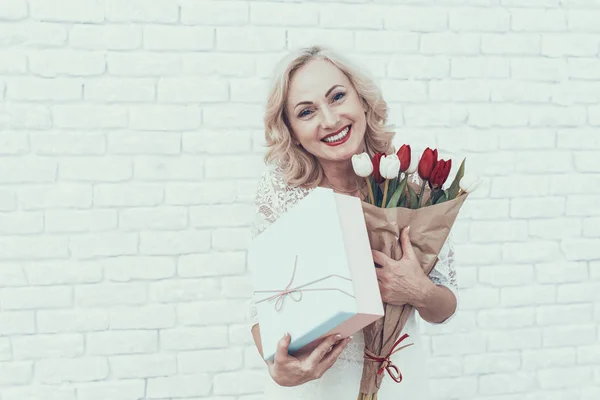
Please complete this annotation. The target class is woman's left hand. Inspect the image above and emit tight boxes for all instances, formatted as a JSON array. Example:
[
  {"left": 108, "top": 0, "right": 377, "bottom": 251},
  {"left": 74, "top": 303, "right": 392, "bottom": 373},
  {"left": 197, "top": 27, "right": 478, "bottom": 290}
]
[{"left": 372, "top": 226, "right": 434, "bottom": 307}]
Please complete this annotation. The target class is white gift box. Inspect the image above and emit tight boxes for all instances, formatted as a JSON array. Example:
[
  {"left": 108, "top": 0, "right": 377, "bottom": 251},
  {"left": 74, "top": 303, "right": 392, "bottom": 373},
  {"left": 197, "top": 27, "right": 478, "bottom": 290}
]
[{"left": 248, "top": 187, "right": 384, "bottom": 361}]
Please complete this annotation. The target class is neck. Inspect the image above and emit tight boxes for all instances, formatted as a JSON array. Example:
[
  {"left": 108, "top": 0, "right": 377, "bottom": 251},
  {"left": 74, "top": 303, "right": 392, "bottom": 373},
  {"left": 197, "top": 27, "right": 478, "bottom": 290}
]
[{"left": 320, "top": 159, "right": 359, "bottom": 192}]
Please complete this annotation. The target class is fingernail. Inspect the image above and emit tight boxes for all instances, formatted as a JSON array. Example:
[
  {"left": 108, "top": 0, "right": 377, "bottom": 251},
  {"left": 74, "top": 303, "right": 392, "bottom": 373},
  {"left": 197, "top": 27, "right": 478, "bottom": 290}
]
[
  {"left": 407, "top": 226, "right": 411, "bottom": 233},
  {"left": 336, "top": 334, "right": 342, "bottom": 340}
]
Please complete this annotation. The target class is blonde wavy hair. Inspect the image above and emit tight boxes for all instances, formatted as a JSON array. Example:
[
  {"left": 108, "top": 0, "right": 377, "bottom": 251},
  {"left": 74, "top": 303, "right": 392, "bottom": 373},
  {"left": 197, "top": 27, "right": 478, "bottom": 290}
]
[{"left": 263, "top": 45, "right": 395, "bottom": 188}]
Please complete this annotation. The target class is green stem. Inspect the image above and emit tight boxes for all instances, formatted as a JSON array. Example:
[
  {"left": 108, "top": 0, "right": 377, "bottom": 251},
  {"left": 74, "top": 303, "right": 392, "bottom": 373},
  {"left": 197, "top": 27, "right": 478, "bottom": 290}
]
[
  {"left": 417, "top": 179, "right": 427, "bottom": 208},
  {"left": 381, "top": 180, "right": 389, "bottom": 208}
]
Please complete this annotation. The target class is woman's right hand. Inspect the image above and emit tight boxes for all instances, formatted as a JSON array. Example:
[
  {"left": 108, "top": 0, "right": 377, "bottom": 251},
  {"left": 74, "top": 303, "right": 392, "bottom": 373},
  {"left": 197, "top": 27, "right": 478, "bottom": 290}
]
[{"left": 266, "top": 333, "right": 351, "bottom": 387}]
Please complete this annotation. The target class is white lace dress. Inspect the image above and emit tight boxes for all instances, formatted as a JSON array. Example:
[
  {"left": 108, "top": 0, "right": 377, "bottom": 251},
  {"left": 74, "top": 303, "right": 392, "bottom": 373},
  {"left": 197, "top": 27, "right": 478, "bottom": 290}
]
[{"left": 249, "top": 163, "right": 459, "bottom": 400}]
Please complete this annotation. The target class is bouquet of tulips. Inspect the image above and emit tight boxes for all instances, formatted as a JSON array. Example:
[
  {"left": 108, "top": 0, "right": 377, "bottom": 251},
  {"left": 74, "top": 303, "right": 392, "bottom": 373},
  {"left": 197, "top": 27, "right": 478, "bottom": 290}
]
[{"left": 351, "top": 145, "right": 479, "bottom": 400}]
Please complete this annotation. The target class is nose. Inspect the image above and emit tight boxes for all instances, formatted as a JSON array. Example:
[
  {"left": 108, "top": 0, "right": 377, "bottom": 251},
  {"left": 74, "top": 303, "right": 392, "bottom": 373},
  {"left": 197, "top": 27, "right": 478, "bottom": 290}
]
[{"left": 319, "top": 105, "right": 340, "bottom": 130}]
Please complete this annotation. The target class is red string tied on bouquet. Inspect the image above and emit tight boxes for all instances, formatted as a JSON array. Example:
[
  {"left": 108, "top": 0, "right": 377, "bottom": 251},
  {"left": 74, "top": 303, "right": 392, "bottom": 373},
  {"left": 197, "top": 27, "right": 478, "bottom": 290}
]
[{"left": 363, "top": 333, "right": 414, "bottom": 383}]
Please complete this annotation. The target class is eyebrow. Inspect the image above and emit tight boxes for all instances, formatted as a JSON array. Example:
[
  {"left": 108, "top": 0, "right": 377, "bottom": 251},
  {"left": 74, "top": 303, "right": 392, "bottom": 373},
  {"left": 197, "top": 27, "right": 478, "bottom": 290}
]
[{"left": 293, "top": 85, "right": 344, "bottom": 111}]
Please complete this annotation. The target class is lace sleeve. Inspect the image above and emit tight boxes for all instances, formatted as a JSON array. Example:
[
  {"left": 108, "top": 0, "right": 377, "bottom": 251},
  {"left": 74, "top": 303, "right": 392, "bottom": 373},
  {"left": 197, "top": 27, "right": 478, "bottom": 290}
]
[{"left": 427, "top": 233, "right": 459, "bottom": 325}]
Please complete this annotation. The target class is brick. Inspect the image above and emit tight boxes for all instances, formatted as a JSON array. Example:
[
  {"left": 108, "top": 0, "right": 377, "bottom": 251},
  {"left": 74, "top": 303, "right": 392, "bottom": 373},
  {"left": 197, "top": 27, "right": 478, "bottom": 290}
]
[
  {"left": 212, "top": 228, "right": 252, "bottom": 251},
  {"left": 144, "top": 26, "right": 214, "bottom": 51},
  {"left": 108, "top": 132, "right": 180, "bottom": 154},
  {"left": 149, "top": 278, "right": 220, "bottom": 303},
  {"left": 557, "top": 282, "right": 600, "bottom": 302},
  {"left": 178, "top": 349, "right": 243, "bottom": 373},
  {"left": 222, "top": 277, "right": 254, "bottom": 299},
  {"left": 12, "top": 334, "right": 84, "bottom": 360},
  {"left": 250, "top": 2, "right": 316, "bottom": 26},
  {"left": 421, "top": 33, "right": 480, "bottom": 54},
  {"left": 356, "top": 32, "right": 419, "bottom": 53},
  {"left": 452, "top": 57, "right": 510, "bottom": 78},
  {"left": 463, "top": 352, "right": 521, "bottom": 374},
  {"left": 429, "top": 80, "right": 490, "bottom": 101},
  {"left": 429, "top": 376, "right": 477, "bottom": 399},
  {"left": 75, "top": 283, "right": 146, "bottom": 307},
  {"left": 190, "top": 205, "right": 254, "bottom": 228},
  {"left": 384, "top": 6, "right": 447, "bottom": 31},
  {"left": 0, "top": 159, "right": 56, "bottom": 184},
  {"left": 45, "top": 209, "right": 117, "bottom": 233},
  {"left": 107, "top": 53, "right": 181, "bottom": 76},
  {"left": 101, "top": 256, "right": 176, "bottom": 282},
  {"left": 29, "top": 50, "right": 105, "bottom": 77},
  {"left": 0, "top": 104, "right": 52, "bottom": 129},
  {"left": 491, "top": 81, "right": 553, "bottom": 102},
  {"left": 469, "top": 221, "right": 528, "bottom": 242},
  {"left": 119, "top": 207, "right": 187, "bottom": 230},
  {"left": 479, "top": 372, "right": 536, "bottom": 395},
  {"left": 203, "top": 104, "right": 264, "bottom": 128},
  {"left": 543, "top": 325, "right": 597, "bottom": 347},
  {"left": 0, "top": 0, "right": 27, "bottom": 20},
  {"left": 183, "top": 53, "right": 255, "bottom": 77},
  {"left": 35, "top": 357, "right": 108, "bottom": 383},
  {"left": 110, "top": 354, "right": 176, "bottom": 379},
  {"left": 130, "top": 105, "right": 201, "bottom": 131},
  {"left": 491, "top": 175, "right": 550, "bottom": 198},
  {"left": 556, "top": 176, "right": 600, "bottom": 196},
  {"left": 54, "top": 105, "right": 128, "bottom": 129},
  {"left": 0, "top": 51, "right": 26, "bottom": 73},
  {"left": 540, "top": 366, "right": 594, "bottom": 390},
  {"left": 477, "top": 308, "right": 536, "bottom": 329},
  {"left": 553, "top": 81, "right": 600, "bottom": 105},
  {"left": 84, "top": 78, "right": 155, "bottom": 102},
  {"left": 140, "top": 231, "right": 211, "bottom": 255},
  {"left": 0, "top": 21, "right": 68, "bottom": 47},
  {"left": 287, "top": 29, "right": 354, "bottom": 52},
  {"left": 0, "top": 212, "right": 43, "bottom": 234},
  {"left": 216, "top": 27, "right": 285, "bottom": 52},
  {"left": 578, "top": 345, "right": 600, "bottom": 365},
  {"left": 60, "top": 157, "right": 131, "bottom": 182},
  {"left": 449, "top": 8, "right": 510, "bottom": 32},
  {"left": 388, "top": 55, "right": 449, "bottom": 79},
  {"left": 93, "top": 183, "right": 163, "bottom": 207},
  {"left": 182, "top": 0, "right": 248, "bottom": 25},
  {"left": 479, "top": 264, "right": 534, "bottom": 286},
  {"left": 70, "top": 24, "right": 141, "bottom": 50},
  {"left": 562, "top": 238, "right": 600, "bottom": 260},
  {"left": 537, "top": 304, "right": 593, "bottom": 325},
  {"left": 432, "top": 332, "right": 487, "bottom": 356},
  {"left": 69, "top": 233, "right": 137, "bottom": 258},
  {"left": 488, "top": 329, "right": 542, "bottom": 351},
  {"left": 404, "top": 104, "right": 468, "bottom": 127},
  {"left": 30, "top": 0, "right": 103, "bottom": 22},
  {"left": 454, "top": 244, "right": 502, "bottom": 265},
  {"left": 500, "top": 285, "right": 556, "bottom": 307},
  {"left": 512, "top": 9, "right": 566, "bottom": 31},
  {"left": 510, "top": 197, "right": 566, "bottom": 218},
  {"left": 522, "top": 348, "right": 576, "bottom": 370},
  {"left": 229, "top": 324, "right": 255, "bottom": 346},
  {"left": 177, "top": 300, "right": 248, "bottom": 326},
  {"left": 0, "top": 236, "right": 69, "bottom": 260},
  {"left": 543, "top": 34, "right": 600, "bottom": 56},
  {"left": 87, "top": 331, "right": 157, "bottom": 355},
  {"left": 147, "top": 374, "right": 212, "bottom": 398},
  {"left": 159, "top": 77, "right": 228, "bottom": 103},
  {"left": 160, "top": 326, "right": 228, "bottom": 351},
  {"left": 583, "top": 217, "right": 600, "bottom": 236},
  {"left": 31, "top": 132, "right": 105, "bottom": 155},
  {"left": 0, "top": 338, "right": 9, "bottom": 360},
  {"left": 456, "top": 287, "right": 500, "bottom": 310},
  {"left": 568, "top": 58, "right": 600, "bottom": 80},
  {"left": 535, "top": 261, "right": 588, "bottom": 284},
  {"left": 0, "top": 264, "right": 26, "bottom": 286},
  {"left": 178, "top": 252, "right": 246, "bottom": 277},
  {"left": 37, "top": 309, "right": 108, "bottom": 333},
  {"left": 499, "top": 131, "right": 556, "bottom": 149},
  {"left": 0, "top": 131, "right": 28, "bottom": 154},
  {"left": 104, "top": 0, "right": 178, "bottom": 23},
  {"left": 76, "top": 380, "right": 145, "bottom": 400},
  {"left": 482, "top": 33, "right": 540, "bottom": 55},
  {"left": 0, "top": 311, "right": 35, "bottom": 335},
  {"left": 468, "top": 104, "right": 529, "bottom": 127},
  {"left": 109, "top": 305, "right": 176, "bottom": 329},
  {"left": 0, "top": 362, "right": 32, "bottom": 385},
  {"left": 24, "top": 260, "right": 102, "bottom": 285},
  {"left": 213, "top": 370, "right": 268, "bottom": 395},
  {"left": 511, "top": 58, "right": 568, "bottom": 82},
  {"left": 320, "top": 4, "right": 382, "bottom": 28},
  {"left": 6, "top": 77, "right": 81, "bottom": 101},
  {"left": 575, "top": 151, "right": 600, "bottom": 172},
  {"left": 183, "top": 129, "right": 252, "bottom": 154},
  {"left": 1, "top": 386, "right": 76, "bottom": 400},
  {"left": 205, "top": 155, "right": 264, "bottom": 179}
]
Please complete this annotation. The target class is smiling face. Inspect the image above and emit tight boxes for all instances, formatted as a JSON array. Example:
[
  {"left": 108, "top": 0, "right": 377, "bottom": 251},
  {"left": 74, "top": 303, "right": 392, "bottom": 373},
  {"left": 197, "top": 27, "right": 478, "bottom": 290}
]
[{"left": 285, "top": 58, "right": 368, "bottom": 164}]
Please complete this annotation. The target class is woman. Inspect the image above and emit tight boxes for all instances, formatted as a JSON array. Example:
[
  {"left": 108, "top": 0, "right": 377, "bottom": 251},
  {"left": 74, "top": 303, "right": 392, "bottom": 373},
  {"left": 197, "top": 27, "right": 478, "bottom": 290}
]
[{"left": 249, "top": 46, "right": 459, "bottom": 399}]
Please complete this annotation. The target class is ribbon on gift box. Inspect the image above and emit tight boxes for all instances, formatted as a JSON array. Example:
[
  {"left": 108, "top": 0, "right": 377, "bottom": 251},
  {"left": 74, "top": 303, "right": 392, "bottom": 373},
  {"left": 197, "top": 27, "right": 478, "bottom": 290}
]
[{"left": 254, "top": 255, "right": 355, "bottom": 312}]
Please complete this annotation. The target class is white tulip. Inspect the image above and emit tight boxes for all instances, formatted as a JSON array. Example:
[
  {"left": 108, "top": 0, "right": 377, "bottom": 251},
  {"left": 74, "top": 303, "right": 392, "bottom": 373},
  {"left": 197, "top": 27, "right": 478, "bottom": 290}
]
[
  {"left": 459, "top": 175, "right": 482, "bottom": 193},
  {"left": 406, "top": 155, "right": 419, "bottom": 174},
  {"left": 379, "top": 154, "right": 400, "bottom": 180},
  {"left": 351, "top": 153, "right": 373, "bottom": 177}
]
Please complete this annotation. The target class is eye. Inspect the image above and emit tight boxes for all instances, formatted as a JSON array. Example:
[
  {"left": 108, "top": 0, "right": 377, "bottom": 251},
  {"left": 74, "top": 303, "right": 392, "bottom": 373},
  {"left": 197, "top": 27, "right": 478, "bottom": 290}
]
[
  {"left": 299, "top": 109, "right": 313, "bottom": 118},
  {"left": 333, "top": 92, "right": 345, "bottom": 101}
]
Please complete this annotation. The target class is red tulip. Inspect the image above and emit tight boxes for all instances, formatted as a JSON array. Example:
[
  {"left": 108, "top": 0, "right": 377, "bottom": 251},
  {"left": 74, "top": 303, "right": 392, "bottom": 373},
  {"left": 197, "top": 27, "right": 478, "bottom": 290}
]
[
  {"left": 371, "top": 153, "right": 386, "bottom": 184},
  {"left": 429, "top": 159, "right": 452, "bottom": 190},
  {"left": 396, "top": 144, "right": 411, "bottom": 173},
  {"left": 418, "top": 148, "right": 438, "bottom": 181}
]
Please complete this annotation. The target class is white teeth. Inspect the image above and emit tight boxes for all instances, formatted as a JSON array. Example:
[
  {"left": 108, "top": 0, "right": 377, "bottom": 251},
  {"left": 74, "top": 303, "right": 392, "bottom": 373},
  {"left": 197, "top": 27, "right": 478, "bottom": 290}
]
[{"left": 323, "top": 126, "right": 350, "bottom": 143}]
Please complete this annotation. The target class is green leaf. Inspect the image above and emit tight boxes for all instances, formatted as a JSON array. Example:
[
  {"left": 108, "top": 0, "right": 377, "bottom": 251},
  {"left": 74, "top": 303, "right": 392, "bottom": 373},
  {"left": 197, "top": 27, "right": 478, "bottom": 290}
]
[
  {"left": 373, "top": 180, "right": 383, "bottom": 207},
  {"left": 385, "top": 176, "right": 408, "bottom": 208},
  {"left": 435, "top": 191, "right": 448, "bottom": 204},
  {"left": 447, "top": 158, "right": 466, "bottom": 200},
  {"left": 408, "top": 183, "right": 418, "bottom": 209}
]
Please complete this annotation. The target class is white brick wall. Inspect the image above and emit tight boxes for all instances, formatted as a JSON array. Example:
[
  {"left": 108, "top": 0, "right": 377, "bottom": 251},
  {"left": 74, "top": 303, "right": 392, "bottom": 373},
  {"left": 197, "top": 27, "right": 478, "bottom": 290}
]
[{"left": 0, "top": 1, "right": 598, "bottom": 399}]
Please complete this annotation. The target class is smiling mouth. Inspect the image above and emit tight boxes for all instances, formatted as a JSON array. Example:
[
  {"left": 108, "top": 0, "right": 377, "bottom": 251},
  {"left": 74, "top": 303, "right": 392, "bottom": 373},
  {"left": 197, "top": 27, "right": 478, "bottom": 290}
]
[{"left": 321, "top": 125, "right": 351, "bottom": 144}]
